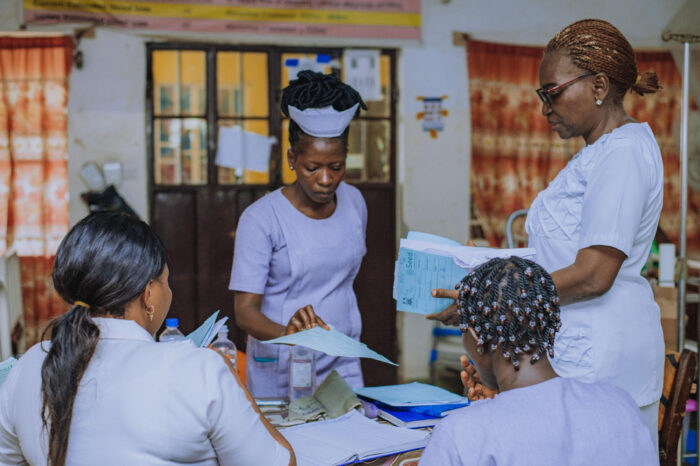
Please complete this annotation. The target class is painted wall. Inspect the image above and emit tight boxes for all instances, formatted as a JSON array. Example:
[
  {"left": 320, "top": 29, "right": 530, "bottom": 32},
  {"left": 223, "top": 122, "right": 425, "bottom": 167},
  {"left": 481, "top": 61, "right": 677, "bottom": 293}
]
[{"left": 0, "top": 0, "right": 686, "bottom": 381}]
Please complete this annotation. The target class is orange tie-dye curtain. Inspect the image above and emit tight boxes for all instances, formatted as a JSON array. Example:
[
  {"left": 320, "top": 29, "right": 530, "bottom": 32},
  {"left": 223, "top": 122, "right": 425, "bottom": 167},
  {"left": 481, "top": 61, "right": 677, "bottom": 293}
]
[
  {"left": 0, "top": 36, "right": 73, "bottom": 347},
  {"left": 468, "top": 40, "right": 581, "bottom": 246},
  {"left": 467, "top": 40, "right": 697, "bottom": 249}
]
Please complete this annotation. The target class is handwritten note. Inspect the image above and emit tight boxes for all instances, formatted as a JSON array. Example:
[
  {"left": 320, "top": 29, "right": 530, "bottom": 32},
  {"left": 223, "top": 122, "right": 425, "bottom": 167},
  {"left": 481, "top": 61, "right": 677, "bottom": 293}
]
[
  {"left": 263, "top": 326, "right": 396, "bottom": 366},
  {"left": 396, "top": 248, "right": 466, "bottom": 314}
]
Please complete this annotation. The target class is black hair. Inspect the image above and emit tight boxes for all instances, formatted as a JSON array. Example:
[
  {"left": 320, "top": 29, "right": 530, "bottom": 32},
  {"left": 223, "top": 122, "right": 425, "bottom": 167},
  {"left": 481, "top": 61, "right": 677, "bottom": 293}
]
[
  {"left": 41, "top": 211, "right": 167, "bottom": 466},
  {"left": 280, "top": 70, "right": 367, "bottom": 150},
  {"left": 457, "top": 257, "right": 561, "bottom": 370}
]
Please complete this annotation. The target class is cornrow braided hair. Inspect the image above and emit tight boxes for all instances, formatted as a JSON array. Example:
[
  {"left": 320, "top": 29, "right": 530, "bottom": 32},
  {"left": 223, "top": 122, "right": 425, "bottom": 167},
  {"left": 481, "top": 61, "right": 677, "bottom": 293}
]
[
  {"left": 280, "top": 70, "right": 367, "bottom": 148},
  {"left": 457, "top": 257, "right": 562, "bottom": 370},
  {"left": 546, "top": 19, "right": 661, "bottom": 100}
]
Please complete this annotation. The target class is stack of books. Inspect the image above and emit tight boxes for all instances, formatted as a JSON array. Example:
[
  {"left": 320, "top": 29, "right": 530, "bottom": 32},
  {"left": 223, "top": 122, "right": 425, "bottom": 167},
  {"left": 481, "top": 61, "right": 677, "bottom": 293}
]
[{"left": 355, "top": 382, "right": 469, "bottom": 429}]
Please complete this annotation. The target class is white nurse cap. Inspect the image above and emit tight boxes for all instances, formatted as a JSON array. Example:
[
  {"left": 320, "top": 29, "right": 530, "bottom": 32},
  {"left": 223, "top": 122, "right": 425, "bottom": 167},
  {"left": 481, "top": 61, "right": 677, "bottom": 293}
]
[{"left": 287, "top": 103, "right": 360, "bottom": 138}]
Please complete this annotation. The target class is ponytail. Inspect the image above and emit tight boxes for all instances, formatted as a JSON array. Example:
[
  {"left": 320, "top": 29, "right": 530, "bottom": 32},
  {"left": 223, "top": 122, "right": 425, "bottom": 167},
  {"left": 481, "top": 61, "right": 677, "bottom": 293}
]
[
  {"left": 44, "top": 211, "right": 167, "bottom": 464},
  {"left": 630, "top": 70, "right": 662, "bottom": 97},
  {"left": 41, "top": 304, "right": 99, "bottom": 466}
]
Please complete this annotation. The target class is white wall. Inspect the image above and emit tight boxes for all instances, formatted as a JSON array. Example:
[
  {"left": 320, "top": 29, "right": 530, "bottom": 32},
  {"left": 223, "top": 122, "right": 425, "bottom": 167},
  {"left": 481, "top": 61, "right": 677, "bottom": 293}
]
[{"left": 0, "top": 0, "right": 686, "bottom": 381}]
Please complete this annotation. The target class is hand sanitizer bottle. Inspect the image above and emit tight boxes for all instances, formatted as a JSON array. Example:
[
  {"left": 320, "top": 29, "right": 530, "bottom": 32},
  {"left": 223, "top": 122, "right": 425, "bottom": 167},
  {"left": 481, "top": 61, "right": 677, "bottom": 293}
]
[
  {"left": 210, "top": 325, "right": 237, "bottom": 370},
  {"left": 289, "top": 345, "right": 316, "bottom": 401}
]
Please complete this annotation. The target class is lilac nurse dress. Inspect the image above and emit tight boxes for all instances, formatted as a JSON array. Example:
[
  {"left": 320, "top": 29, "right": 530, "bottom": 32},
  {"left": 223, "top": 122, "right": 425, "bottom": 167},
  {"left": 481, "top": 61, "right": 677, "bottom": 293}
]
[{"left": 230, "top": 181, "right": 367, "bottom": 398}]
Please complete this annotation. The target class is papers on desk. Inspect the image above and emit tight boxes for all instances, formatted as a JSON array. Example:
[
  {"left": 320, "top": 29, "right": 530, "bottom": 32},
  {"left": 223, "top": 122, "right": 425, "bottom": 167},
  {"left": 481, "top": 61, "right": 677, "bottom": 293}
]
[
  {"left": 281, "top": 410, "right": 429, "bottom": 466},
  {"left": 394, "top": 231, "right": 535, "bottom": 314},
  {"left": 263, "top": 326, "right": 396, "bottom": 366},
  {"left": 185, "top": 310, "right": 228, "bottom": 348},
  {"left": 0, "top": 358, "right": 16, "bottom": 389}
]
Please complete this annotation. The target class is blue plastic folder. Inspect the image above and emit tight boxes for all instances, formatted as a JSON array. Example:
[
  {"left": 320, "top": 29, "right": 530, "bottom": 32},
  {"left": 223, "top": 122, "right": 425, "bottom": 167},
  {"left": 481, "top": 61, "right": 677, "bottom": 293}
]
[{"left": 354, "top": 382, "right": 468, "bottom": 407}]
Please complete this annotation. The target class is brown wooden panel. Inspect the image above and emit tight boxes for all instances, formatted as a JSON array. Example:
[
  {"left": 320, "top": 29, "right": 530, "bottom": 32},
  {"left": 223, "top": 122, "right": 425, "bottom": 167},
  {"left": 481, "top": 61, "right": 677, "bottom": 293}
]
[
  {"left": 355, "top": 185, "right": 397, "bottom": 386},
  {"left": 197, "top": 186, "right": 270, "bottom": 351},
  {"left": 152, "top": 191, "right": 198, "bottom": 334}
]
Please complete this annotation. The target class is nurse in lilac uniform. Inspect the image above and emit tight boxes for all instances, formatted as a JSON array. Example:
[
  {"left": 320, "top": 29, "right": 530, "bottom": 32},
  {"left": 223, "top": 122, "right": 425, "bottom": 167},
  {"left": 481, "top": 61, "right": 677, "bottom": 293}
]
[{"left": 229, "top": 71, "right": 368, "bottom": 398}]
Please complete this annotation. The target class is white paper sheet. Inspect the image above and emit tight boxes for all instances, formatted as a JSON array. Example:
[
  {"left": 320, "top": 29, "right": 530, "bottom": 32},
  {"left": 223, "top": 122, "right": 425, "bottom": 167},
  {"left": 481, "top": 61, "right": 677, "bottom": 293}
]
[
  {"left": 343, "top": 49, "right": 382, "bottom": 102},
  {"left": 215, "top": 126, "right": 276, "bottom": 172},
  {"left": 262, "top": 326, "right": 396, "bottom": 366}
]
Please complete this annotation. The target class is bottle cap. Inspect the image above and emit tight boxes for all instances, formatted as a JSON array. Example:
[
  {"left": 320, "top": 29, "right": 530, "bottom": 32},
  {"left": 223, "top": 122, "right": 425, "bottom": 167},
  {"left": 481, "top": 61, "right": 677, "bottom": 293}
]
[{"left": 165, "top": 318, "right": 179, "bottom": 327}]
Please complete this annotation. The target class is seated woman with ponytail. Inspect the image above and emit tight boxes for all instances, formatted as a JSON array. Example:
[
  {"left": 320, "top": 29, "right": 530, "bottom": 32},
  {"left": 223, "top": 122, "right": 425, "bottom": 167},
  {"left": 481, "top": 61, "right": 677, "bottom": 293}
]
[{"left": 0, "top": 212, "right": 295, "bottom": 465}]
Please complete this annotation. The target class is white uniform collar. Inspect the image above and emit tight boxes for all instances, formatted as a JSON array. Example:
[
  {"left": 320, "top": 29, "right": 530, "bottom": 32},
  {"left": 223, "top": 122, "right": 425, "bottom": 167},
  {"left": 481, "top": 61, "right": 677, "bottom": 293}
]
[
  {"left": 288, "top": 103, "right": 359, "bottom": 138},
  {"left": 93, "top": 317, "right": 155, "bottom": 342}
]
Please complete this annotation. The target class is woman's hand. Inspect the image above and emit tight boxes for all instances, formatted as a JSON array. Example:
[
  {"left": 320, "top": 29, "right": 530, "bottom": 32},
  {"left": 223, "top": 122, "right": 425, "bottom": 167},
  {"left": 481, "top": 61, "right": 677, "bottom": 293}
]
[
  {"left": 425, "top": 288, "right": 460, "bottom": 326},
  {"left": 283, "top": 305, "right": 330, "bottom": 336},
  {"left": 460, "top": 355, "right": 498, "bottom": 401}
]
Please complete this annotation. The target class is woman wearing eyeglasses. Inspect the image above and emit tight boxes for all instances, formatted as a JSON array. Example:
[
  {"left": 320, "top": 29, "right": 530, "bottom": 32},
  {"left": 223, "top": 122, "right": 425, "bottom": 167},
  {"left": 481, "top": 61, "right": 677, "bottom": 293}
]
[
  {"left": 528, "top": 18, "right": 664, "bottom": 442},
  {"left": 432, "top": 19, "right": 664, "bottom": 444}
]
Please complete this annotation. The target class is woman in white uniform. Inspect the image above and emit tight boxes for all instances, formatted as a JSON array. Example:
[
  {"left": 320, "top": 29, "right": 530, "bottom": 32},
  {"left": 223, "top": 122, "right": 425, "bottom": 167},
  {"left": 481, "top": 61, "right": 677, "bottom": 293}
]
[
  {"left": 431, "top": 19, "right": 664, "bottom": 440},
  {"left": 0, "top": 212, "right": 294, "bottom": 466}
]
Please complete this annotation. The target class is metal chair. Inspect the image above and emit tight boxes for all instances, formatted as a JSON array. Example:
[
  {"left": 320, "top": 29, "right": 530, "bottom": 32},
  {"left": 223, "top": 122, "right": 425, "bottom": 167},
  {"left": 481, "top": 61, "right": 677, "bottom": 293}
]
[{"left": 505, "top": 209, "right": 528, "bottom": 249}]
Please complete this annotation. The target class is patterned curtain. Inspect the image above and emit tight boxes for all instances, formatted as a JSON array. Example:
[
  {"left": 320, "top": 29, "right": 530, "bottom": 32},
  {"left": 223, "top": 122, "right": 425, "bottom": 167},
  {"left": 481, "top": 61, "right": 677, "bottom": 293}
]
[
  {"left": 467, "top": 40, "right": 698, "bottom": 249},
  {"left": 467, "top": 40, "right": 583, "bottom": 246},
  {"left": 0, "top": 36, "right": 73, "bottom": 347}
]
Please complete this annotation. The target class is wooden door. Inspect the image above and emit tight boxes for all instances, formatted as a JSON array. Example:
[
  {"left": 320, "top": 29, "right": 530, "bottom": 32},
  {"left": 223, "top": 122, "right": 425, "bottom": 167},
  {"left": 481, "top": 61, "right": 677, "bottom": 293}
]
[{"left": 147, "top": 44, "right": 397, "bottom": 386}]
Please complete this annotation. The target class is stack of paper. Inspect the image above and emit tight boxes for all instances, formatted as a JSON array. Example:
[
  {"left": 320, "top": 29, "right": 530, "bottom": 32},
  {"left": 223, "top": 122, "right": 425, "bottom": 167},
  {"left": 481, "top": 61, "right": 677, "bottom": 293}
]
[
  {"left": 281, "top": 410, "right": 429, "bottom": 465},
  {"left": 394, "top": 231, "right": 535, "bottom": 314},
  {"left": 185, "top": 310, "right": 228, "bottom": 348}
]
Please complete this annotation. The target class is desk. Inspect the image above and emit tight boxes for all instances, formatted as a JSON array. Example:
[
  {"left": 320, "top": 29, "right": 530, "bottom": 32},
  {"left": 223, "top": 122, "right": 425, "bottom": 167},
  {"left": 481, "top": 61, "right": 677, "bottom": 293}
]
[{"left": 360, "top": 448, "right": 422, "bottom": 465}]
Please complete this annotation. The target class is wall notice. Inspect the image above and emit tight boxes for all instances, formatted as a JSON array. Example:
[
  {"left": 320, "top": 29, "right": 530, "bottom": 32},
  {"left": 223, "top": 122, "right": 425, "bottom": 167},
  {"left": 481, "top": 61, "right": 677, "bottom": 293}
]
[{"left": 24, "top": 0, "right": 421, "bottom": 40}]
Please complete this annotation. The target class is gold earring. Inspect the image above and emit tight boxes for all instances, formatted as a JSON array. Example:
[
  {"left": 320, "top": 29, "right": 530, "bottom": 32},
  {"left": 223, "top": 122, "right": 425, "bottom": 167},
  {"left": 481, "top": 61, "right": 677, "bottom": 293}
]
[{"left": 145, "top": 305, "right": 155, "bottom": 322}]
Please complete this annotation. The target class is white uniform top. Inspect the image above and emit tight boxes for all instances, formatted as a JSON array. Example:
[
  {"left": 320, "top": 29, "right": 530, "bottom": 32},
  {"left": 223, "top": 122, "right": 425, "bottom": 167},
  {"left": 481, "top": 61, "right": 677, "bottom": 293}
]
[
  {"left": 525, "top": 122, "right": 664, "bottom": 407},
  {"left": 0, "top": 317, "right": 290, "bottom": 466}
]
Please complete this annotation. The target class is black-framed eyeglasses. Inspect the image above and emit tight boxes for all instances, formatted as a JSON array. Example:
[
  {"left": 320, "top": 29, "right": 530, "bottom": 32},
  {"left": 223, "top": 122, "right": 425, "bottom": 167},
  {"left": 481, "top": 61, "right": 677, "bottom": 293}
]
[{"left": 536, "top": 72, "right": 595, "bottom": 105}]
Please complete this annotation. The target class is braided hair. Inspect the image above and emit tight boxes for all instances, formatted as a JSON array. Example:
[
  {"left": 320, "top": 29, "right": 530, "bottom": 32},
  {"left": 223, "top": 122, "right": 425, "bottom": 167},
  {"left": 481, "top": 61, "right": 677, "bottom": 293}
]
[
  {"left": 457, "top": 257, "right": 561, "bottom": 370},
  {"left": 280, "top": 70, "right": 367, "bottom": 149},
  {"left": 546, "top": 19, "right": 661, "bottom": 101}
]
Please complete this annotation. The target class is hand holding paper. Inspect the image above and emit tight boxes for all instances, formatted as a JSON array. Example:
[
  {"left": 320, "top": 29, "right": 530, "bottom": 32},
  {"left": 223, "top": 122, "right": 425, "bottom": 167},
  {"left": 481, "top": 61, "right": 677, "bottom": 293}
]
[{"left": 284, "top": 304, "right": 330, "bottom": 336}]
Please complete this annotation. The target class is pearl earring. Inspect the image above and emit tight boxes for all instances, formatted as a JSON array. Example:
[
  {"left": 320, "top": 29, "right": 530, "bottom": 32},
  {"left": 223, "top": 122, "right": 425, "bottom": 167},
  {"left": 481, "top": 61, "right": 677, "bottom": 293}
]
[{"left": 595, "top": 99, "right": 603, "bottom": 106}]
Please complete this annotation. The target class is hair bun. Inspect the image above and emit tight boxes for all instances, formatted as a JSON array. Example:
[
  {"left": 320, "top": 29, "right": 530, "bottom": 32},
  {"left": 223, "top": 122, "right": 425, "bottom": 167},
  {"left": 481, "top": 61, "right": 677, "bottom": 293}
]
[{"left": 631, "top": 70, "right": 662, "bottom": 97}]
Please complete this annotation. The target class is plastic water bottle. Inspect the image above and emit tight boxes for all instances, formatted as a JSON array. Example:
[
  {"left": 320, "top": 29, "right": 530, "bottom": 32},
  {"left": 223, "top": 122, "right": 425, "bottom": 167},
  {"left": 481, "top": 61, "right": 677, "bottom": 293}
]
[
  {"left": 289, "top": 345, "right": 316, "bottom": 401},
  {"left": 159, "top": 318, "right": 185, "bottom": 342},
  {"left": 210, "top": 325, "right": 237, "bottom": 370}
]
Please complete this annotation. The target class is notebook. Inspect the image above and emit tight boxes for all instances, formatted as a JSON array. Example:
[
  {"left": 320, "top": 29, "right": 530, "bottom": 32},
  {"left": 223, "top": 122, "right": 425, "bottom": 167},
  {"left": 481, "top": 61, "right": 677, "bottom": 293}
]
[
  {"left": 281, "top": 410, "right": 429, "bottom": 465},
  {"left": 376, "top": 405, "right": 440, "bottom": 429}
]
